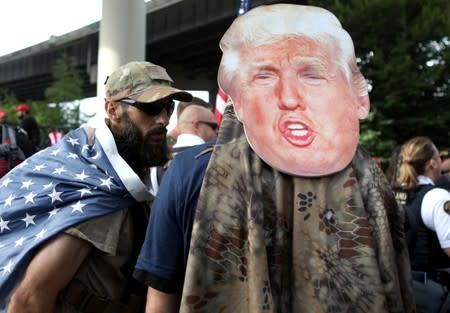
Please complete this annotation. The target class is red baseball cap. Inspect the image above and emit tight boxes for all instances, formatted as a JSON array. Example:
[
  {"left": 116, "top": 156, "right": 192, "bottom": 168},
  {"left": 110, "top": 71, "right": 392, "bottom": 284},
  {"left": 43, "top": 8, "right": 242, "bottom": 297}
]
[
  {"left": 0, "top": 111, "right": 6, "bottom": 118},
  {"left": 15, "top": 103, "right": 30, "bottom": 112}
]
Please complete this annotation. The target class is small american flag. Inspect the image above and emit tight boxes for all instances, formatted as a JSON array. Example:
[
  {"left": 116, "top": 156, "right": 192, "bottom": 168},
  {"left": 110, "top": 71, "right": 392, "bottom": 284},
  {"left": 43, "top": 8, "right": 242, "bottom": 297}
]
[
  {"left": 214, "top": 87, "right": 228, "bottom": 126},
  {"left": 0, "top": 122, "right": 151, "bottom": 310},
  {"left": 214, "top": 1, "right": 252, "bottom": 126}
]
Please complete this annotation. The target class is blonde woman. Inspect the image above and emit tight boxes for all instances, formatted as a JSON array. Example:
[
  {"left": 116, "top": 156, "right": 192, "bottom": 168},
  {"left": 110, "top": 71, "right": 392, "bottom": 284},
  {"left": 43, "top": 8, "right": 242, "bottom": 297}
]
[{"left": 396, "top": 136, "right": 450, "bottom": 313}]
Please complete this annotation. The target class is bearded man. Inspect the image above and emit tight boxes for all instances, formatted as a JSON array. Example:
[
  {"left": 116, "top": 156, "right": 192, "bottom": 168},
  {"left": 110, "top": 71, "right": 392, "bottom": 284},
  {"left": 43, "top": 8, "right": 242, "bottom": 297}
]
[{"left": 0, "top": 61, "right": 191, "bottom": 313}]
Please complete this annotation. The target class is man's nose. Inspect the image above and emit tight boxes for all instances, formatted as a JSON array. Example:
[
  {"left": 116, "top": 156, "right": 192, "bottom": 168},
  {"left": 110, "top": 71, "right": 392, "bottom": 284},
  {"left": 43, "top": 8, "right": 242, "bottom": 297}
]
[
  {"left": 154, "top": 109, "right": 170, "bottom": 126},
  {"left": 279, "top": 78, "right": 305, "bottom": 111}
]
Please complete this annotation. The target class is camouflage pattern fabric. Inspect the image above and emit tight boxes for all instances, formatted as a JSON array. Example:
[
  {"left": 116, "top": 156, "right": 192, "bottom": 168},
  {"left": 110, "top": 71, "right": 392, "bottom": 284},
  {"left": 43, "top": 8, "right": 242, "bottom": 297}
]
[
  {"left": 104, "top": 61, "right": 191, "bottom": 103},
  {"left": 180, "top": 106, "right": 415, "bottom": 313}
]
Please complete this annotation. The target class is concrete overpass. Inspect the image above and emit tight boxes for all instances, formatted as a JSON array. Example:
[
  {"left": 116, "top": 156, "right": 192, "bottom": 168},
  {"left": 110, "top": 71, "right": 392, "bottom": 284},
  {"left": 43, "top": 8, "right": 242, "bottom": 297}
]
[{"left": 0, "top": 0, "right": 299, "bottom": 105}]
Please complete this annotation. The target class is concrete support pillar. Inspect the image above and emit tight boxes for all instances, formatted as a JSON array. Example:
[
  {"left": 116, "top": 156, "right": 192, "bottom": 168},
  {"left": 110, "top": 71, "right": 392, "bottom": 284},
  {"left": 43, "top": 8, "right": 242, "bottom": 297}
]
[{"left": 95, "top": 0, "right": 146, "bottom": 117}]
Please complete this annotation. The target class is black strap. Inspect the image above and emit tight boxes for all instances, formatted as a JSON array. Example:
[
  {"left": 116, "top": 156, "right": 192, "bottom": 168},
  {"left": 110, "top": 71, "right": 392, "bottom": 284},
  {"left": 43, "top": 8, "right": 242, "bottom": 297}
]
[
  {"left": 412, "top": 270, "right": 450, "bottom": 289},
  {"left": 171, "top": 145, "right": 191, "bottom": 153},
  {"left": 156, "top": 166, "right": 166, "bottom": 185}
]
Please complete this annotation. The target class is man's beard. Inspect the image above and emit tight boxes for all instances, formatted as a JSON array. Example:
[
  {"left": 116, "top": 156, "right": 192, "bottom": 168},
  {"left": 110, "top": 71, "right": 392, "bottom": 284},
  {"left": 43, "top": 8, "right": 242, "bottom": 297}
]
[{"left": 114, "top": 112, "right": 170, "bottom": 175}]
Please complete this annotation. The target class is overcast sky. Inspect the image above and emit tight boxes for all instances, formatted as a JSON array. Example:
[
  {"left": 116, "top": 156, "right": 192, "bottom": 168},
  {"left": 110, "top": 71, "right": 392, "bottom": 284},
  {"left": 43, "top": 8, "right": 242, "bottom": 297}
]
[{"left": 0, "top": 0, "right": 104, "bottom": 57}]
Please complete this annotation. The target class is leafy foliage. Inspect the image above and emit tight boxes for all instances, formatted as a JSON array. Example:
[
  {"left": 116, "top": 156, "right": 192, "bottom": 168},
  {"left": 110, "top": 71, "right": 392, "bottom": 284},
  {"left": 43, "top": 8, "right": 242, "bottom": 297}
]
[
  {"left": 309, "top": 0, "right": 450, "bottom": 163},
  {"left": 43, "top": 53, "right": 83, "bottom": 130},
  {"left": 0, "top": 89, "right": 19, "bottom": 123},
  {"left": 0, "top": 54, "right": 85, "bottom": 148}
]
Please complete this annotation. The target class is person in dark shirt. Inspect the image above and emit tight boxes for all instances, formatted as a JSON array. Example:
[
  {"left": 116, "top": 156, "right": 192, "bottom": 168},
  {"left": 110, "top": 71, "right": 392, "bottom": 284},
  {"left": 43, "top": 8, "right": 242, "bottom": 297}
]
[
  {"left": 134, "top": 141, "right": 214, "bottom": 311},
  {"left": 395, "top": 136, "right": 450, "bottom": 313},
  {"left": 15, "top": 103, "right": 41, "bottom": 150},
  {"left": 0, "top": 109, "right": 35, "bottom": 177}
]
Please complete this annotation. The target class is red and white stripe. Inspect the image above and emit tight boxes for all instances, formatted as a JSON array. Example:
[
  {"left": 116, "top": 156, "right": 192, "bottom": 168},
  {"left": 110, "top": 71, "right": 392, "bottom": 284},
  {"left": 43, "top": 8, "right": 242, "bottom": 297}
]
[
  {"left": 215, "top": 88, "right": 228, "bottom": 126},
  {"left": 48, "top": 130, "right": 64, "bottom": 146}
]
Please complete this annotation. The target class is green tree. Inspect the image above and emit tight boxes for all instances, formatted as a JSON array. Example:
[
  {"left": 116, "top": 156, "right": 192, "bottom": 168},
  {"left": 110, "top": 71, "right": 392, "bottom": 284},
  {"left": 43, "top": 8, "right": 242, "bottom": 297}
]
[
  {"left": 42, "top": 53, "right": 83, "bottom": 130},
  {"left": 310, "top": 0, "right": 450, "bottom": 163},
  {"left": 0, "top": 89, "right": 19, "bottom": 122}
]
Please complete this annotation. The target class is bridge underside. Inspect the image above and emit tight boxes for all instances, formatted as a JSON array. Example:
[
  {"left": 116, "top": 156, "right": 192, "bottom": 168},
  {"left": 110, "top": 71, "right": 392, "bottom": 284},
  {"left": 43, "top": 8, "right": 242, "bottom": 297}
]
[{"left": 0, "top": 0, "right": 301, "bottom": 103}]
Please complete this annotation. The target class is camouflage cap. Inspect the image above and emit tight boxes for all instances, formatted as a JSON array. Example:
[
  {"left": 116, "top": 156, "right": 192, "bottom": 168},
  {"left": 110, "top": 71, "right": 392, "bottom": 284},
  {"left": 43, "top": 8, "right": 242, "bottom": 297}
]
[{"left": 105, "top": 61, "right": 192, "bottom": 103}]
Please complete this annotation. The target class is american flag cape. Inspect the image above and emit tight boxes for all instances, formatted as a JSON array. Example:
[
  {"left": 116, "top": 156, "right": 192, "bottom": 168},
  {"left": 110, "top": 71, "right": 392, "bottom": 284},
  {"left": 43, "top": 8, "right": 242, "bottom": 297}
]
[{"left": 0, "top": 120, "right": 152, "bottom": 310}]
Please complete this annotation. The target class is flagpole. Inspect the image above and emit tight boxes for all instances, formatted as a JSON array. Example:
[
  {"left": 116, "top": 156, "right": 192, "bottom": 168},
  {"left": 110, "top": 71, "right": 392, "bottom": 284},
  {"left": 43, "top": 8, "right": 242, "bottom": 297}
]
[
  {"left": 215, "top": 0, "right": 252, "bottom": 125},
  {"left": 238, "top": 0, "right": 252, "bottom": 16}
]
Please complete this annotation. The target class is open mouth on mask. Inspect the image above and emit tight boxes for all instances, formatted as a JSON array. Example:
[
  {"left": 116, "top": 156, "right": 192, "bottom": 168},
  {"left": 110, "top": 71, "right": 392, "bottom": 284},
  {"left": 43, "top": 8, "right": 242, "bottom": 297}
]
[{"left": 279, "top": 120, "right": 316, "bottom": 147}]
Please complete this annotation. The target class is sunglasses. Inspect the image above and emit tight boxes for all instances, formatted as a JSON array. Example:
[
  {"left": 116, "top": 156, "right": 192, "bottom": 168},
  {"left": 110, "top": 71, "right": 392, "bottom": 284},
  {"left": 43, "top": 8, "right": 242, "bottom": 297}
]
[
  {"left": 120, "top": 98, "right": 175, "bottom": 116},
  {"left": 198, "top": 120, "right": 218, "bottom": 131}
]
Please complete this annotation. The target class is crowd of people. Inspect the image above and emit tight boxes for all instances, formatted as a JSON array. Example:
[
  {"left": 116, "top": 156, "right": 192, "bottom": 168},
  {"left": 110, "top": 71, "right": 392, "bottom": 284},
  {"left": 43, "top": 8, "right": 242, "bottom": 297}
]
[
  {"left": 0, "top": 102, "right": 67, "bottom": 178},
  {"left": 389, "top": 137, "right": 450, "bottom": 312},
  {"left": 0, "top": 105, "right": 37, "bottom": 178},
  {"left": 0, "top": 3, "right": 449, "bottom": 313}
]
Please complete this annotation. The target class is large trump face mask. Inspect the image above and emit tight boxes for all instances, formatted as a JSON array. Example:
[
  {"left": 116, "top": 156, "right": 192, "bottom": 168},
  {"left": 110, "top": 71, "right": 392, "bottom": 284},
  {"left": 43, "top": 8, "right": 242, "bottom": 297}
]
[{"left": 217, "top": 4, "right": 370, "bottom": 176}]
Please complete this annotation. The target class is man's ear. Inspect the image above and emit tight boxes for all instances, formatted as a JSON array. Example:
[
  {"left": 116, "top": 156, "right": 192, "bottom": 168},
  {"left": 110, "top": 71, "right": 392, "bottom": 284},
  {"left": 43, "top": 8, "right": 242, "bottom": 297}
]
[
  {"left": 357, "top": 95, "right": 370, "bottom": 120},
  {"left": 352, "top": 72, "right": 370, "bottom": 120},
  {"left": 192, "top": 120, "right": 201, "bottom": 132},
  {"left": 105, "top": 100, "right": 120, "bottom": 121}
]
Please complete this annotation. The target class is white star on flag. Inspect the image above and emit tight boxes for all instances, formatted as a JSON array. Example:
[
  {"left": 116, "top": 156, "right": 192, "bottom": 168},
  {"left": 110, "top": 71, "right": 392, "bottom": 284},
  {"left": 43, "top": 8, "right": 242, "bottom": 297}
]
[
  {"left": 0, "top": 218, "right": 10, "bottom": 233},
  {"left": 71, "top": 201, "right": 87, "bottom": 214},
  {"left": 1, "top": 260, "right": 13, "bottom": 275},
  {"left": 78, "top": 188, "right": 92, "bottom": 198},
  {"left": 20, "top": 179, "right": 34, "bottom": 190},
  {"left": 35, "top": 229, "right": 47, "bottom": 240},
  {"left": 15, "top": 237, "right": 26, "bottom": 247},
  {"left": 67, "top": 153, "right": 78, "bottom": 159},
  {"left": 53, "top": 166, "right": 67, "bottom": 175},
  {"left": 100, "top": 177, "right": 114, "bottom": 190},
  {"left": 48, "top": 188, "right": 63, "bottom": 204},
  {"left": 75, "top": 171, "right": 89, "bottom": 181},
  {"left": 21, "top": 213, "right": 36, "bottom": 227},
  {"left": 4, "top": 194, "right": 13, "bottom": 207},
  {"left": 50, "top": 149, "right": 61, "bottom": 156},
  {"left": 43, "top": 181, "right": 54, "bottom": 189},
  {"left": 32, "top": 164, "right": 46, "bottom": 172},
  {"left": 1, "top": 177, "right": 13, "bottom": 188},
  {"left": 67, "top": 137, "right": 80, "bottom": 146},
  {"left": 48, "top": 207, "right": 60, "bottom": 218},
  {"left": 24, "top": 192, "right": 37, "bottom": 204}
]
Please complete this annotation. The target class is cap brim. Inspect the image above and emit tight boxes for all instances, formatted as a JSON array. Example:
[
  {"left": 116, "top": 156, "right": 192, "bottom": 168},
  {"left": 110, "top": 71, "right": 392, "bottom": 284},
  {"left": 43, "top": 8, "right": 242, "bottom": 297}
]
[{"left": 129, "top": 86, "right": 192, "bottom": 103}]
